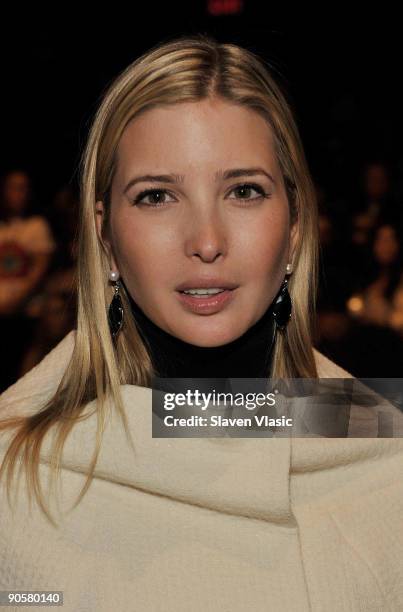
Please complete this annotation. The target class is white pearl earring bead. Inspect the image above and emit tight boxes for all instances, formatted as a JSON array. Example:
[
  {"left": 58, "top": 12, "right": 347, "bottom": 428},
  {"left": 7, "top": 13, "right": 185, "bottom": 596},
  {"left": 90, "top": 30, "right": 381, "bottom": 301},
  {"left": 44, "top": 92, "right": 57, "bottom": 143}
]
[{"left": 109, "top": 270, "right": 119, "bottom": 282}]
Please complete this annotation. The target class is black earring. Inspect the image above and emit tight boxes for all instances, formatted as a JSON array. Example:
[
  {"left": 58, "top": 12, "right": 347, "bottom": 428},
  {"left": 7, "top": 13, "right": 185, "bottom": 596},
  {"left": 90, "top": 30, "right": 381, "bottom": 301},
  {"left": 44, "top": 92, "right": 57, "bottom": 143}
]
[
  {"left": 108, "top": 272, "right": 124, "bottom": 340},
  {"left": 273, "top": 278, "right": 292, "bottom": 330}
]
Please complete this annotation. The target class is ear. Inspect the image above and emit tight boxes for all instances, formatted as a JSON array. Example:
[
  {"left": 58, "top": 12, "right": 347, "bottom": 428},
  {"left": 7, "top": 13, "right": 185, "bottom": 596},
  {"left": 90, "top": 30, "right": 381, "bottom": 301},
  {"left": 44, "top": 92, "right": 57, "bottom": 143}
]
[{"left": 95, "top": 200, "right": 119, "bottom": 274}]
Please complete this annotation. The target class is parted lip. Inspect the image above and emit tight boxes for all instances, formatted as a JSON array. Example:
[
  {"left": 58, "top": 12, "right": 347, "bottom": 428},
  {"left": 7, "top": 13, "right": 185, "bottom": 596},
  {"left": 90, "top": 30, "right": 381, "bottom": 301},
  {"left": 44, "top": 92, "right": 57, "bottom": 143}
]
[{"left": 176, "top": 278, "right": 239, "bottom": 292}]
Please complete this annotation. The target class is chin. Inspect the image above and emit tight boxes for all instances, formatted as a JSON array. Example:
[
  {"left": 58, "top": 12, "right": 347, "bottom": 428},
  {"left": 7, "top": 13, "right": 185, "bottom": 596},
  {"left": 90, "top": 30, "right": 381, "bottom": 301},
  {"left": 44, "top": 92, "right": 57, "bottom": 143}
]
[{"left": 177, "top": 325, "right": 246, "bottom": 348}]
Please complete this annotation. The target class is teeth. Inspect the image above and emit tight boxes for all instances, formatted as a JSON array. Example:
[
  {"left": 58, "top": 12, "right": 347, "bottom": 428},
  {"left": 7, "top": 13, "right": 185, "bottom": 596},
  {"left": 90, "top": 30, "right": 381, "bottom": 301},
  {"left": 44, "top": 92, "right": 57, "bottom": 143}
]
[{"left": 182, "top": 288, "right": 226, "bottom": 295}]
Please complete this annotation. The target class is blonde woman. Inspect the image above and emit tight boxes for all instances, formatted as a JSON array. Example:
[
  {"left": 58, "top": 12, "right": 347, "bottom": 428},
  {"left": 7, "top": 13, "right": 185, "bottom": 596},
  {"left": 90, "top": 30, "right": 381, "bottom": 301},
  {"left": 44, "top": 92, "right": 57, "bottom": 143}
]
[{"left": 1, "top": 34, "right": 403, "bottom": 611}]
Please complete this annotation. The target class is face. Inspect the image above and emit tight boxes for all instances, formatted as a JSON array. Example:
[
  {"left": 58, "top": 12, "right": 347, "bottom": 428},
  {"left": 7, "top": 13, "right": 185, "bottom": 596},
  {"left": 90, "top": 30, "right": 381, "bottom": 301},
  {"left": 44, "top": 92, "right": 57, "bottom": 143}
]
[
  {"left": 3, "top": 171, "right": 31, "bottom": 214},
  {"left": 96, "top": 97, "right": 298, "bottom": 347},
  {"left": 373, "top": 225, "right": 399, "bottom": 265},
  {"left": 365, "top": 164, "right": 389, "bottom": 200}
]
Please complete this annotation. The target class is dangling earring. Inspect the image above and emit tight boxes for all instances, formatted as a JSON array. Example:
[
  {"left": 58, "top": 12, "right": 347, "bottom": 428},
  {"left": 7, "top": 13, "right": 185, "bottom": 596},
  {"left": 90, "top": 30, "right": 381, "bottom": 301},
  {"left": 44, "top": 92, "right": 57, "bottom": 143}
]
[
  {"left": 273, "top": 264, "right": 293, "bottom": 330},
  {"left": 108, "top": 270, "right": 124, "bottom": 340}
]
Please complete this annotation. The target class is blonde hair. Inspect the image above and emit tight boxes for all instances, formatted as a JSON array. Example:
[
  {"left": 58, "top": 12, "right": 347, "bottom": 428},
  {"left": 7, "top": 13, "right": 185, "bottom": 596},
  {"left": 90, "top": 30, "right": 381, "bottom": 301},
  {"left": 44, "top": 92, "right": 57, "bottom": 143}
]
[{"left": 0, "top": 33, "right": 318, "bottom": 525}]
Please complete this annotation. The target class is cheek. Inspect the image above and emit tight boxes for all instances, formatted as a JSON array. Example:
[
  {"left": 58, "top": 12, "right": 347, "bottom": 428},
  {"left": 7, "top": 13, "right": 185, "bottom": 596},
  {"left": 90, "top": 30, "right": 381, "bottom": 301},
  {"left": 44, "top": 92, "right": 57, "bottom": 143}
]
[
  {"left": 235, "top": 210, "right": 290, "bottom": 278},
  {"left": 111, "top": 214, "right": 175, "bottom": 285},
  {"left": 110, "top": 201, "right": 290, "bottom": 291}
]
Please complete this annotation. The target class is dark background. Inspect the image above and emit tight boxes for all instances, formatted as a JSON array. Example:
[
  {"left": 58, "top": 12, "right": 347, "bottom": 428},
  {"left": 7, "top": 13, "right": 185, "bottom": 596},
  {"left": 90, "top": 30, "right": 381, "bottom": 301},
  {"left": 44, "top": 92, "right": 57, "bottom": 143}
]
[
  {"left": 2, "top": 8, "right": 401, "bottom": 206},
  {"left": 1, "top": 4, "right": 402, "bottom": 387}
]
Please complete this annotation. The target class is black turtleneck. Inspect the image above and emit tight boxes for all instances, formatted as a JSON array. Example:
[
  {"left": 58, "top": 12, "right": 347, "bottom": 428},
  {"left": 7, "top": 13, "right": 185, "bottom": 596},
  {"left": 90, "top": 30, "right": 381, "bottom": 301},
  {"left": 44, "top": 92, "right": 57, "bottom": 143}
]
[{"left": 127, "top": 293, "right": 276, "bottom": 380}]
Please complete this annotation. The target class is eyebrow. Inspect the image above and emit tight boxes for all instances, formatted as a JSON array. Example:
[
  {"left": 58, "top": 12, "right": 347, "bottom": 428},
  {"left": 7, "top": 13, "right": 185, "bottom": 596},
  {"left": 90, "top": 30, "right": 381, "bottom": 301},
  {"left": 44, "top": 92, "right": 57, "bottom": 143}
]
[{"left": 123, "top": 167, "right": 276, "bottom": 194}]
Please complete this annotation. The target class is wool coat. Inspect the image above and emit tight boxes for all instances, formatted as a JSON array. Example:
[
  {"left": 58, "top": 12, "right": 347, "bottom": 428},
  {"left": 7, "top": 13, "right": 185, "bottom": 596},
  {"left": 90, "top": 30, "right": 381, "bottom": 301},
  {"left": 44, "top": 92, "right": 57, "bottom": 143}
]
[{"left": 0, "top": 330, "right": 402, "bottom": 611}]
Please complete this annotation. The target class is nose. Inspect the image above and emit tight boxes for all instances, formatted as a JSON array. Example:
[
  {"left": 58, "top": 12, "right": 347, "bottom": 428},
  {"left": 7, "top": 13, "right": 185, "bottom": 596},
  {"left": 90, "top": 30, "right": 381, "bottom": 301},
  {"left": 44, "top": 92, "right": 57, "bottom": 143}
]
[{"left": 184, "top": 207, "right": 227, "bottom": 263}]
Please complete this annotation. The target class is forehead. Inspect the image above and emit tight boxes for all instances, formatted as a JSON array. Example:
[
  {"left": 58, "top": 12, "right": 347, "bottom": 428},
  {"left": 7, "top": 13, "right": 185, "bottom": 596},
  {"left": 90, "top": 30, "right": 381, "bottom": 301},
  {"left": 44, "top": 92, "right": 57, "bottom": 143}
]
[{"left": 115, "top": 98, "right": 277, "bottom": 177}]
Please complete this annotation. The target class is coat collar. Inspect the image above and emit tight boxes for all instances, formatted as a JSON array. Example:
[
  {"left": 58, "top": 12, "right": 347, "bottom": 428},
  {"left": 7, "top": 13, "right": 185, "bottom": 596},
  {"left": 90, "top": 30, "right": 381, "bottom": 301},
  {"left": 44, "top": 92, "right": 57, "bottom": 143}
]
[{"left": 1, "top": 331, "right": 403, "bottom": 523}]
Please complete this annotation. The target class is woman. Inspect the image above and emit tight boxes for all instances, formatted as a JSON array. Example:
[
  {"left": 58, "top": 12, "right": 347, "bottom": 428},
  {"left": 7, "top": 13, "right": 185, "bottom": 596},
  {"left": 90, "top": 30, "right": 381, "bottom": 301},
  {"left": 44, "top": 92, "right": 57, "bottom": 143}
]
[
  {"left": 0, "top": 169, "right": 56, "bottom": 391},
  {"left": 0, "top": 35, "right": 402, "bottom": 611},
  {"left": 351, "top": 161, "right": 397, "bottom": 247},
  {"left": 347, "top": 223, "right": 403, "bottom": 333}
]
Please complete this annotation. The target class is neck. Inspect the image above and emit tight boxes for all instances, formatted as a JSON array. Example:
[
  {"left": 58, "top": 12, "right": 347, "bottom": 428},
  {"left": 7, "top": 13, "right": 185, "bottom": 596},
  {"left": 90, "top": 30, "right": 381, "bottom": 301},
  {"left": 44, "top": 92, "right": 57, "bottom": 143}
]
[{"left": 128, "top": 294, "right": 276, "bottom": 380}]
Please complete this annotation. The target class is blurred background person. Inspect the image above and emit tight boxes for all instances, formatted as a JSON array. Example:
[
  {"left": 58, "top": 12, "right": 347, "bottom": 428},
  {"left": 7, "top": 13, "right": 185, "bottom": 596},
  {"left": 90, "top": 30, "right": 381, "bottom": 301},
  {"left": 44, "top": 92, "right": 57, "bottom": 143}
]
[
  {"left": 19, "top": 184, "right": 79, "bottom": 376},
  {"left": 19, "top": 267, "right": 77, "bottom": 376},
  {"left": 47, "top": 184, "right": 79, "bottom": 269},
  {"left": 316, "top": 221, "right": 403, "bottom": 377},
  {"left": 351, "top": 161, "right": 398, "bottom": 246},
  {"left": 347, "top": 222, "right": 403, "bottom": 333},
  {"left": 0, "top": 168, "right": 56, "bottom": 391}
]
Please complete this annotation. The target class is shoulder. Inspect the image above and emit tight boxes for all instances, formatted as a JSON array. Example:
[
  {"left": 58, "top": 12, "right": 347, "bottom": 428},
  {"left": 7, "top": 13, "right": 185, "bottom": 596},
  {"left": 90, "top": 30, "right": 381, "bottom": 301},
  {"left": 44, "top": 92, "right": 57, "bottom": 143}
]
[
  {"left": 22, "top": 215, "right": 56, "bottom": 252},
  {"left": 313, "top": 348, "right": 354, "bottom": 378},
  {"left": 0, "top": 330, "right": 76, "bottom": 419},
  {"left": 23, "top": 214, "right": 51, "bottom": 229}
]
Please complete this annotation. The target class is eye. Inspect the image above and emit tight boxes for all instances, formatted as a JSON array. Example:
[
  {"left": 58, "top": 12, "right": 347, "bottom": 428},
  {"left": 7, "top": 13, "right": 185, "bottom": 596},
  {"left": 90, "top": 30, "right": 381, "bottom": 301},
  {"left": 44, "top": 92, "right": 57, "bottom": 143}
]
[
  {"left": 132, "top": 182, "right": 271, "bottom": 208},
  {"left": 132, "top": 189, "right": 176, "bottom": 207},
  {"left": 227, "top": 183, "right": 271, "bottom": 204}
]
